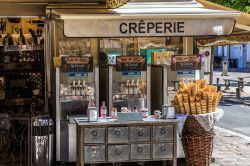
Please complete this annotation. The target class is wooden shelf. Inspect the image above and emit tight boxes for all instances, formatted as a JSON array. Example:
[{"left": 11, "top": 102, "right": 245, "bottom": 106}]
[{"left": 0, "top": 62, "right": 44, "bottom": 71}]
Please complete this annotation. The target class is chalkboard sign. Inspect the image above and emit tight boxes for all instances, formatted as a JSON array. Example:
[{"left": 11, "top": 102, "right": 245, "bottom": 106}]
[
  {"left": 116, "top": 56, "right": 146, "bottom": 71},
  {"left": 171, "top": 55, "right": 201, "bottom": 71},
  {"left": 61, "top": 56, "right": 93, "bottom": 72}
]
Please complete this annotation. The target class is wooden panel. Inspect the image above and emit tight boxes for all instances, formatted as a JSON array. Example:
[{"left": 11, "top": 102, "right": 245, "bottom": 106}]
[
  {"left": 131, "top": 144, "right": 151, "bottom": 160},
  {"left": 153, "top": 125, "right": 173, "bottom": 141},
  {"left": 108, "top": 127, "right": 128, "bottom": 143},
  {"left": 0, "top": 3, "right": 45, "bottom": 16},
  {"left": 130, "top": 126, "right": 150, "bottom": 142},
  {"left": 153, "top": 143, "right": 173, "bottom": 159},
  {"left": 84, "top": 128, "right": 105, "bottom": 143},
  {"left": 108, "top": 145, "right": 129, "bottom": 162},
  {"left": 84, "top": 145, "right": 106, "bottom": 163}
]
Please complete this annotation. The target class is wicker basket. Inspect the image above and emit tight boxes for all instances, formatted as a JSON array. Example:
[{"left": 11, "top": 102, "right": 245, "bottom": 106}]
[
  {"left": 182, "top": 115, "right": 212, "bottom": 135},
  {"left": 182, "top": 133, "right": 214, "bottom": 166}
]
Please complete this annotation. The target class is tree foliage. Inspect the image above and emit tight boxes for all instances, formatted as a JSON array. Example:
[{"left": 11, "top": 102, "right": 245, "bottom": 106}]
[{"left": 207, "top": 0, "right": 250, "bottom": 13}]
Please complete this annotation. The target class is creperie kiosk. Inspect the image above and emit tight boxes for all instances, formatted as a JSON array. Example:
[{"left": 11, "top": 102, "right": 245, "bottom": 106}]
[{"left": 46, "top": 0, "right": 240, "bottom": 164}]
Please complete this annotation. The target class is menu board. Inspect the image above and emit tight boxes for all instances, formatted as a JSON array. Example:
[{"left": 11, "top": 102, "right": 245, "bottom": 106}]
[
  {"left": 61, "top": 56, "right": 93, "bottom": 72},
  {"left": 171, "top": 55, "right": 201, "bottom": 71},
  {"left": 116, "top": 56, "right": 146, "bottom": 71}
]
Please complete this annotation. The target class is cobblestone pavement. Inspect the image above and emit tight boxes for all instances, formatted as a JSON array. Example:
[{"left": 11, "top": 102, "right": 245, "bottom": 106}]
[{"left": 211, "top": 126, "right": 250, "bottom": 166}]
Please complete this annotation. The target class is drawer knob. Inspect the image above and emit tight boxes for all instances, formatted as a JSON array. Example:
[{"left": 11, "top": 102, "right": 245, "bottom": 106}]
[
  {"left": 160, "top": 128, "right": 166, "bottom": 134},
  {"left": 116, "top": 148, "right": 122, "bottom": 155},
  {"left": 115, "top": 129, "right": 121, "bottom": 136},
  {"left": 138, "top": 130, "right": 143, "bottom": 136},
  {"left": 138, "top": 147, "right": 143, "bottom": 153},
  {"left": 92, "top": 130, "right": 98, "bottom": 136},
  {"left": 161, "top": 146, "right": 166, "bottom": 151}
]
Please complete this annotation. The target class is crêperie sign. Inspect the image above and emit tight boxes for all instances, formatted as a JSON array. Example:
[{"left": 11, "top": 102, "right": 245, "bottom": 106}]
[
  {"left": 119, "top": 21, "right": 184, "bottom": 34},
  {"left": 64, "top": 18, "right": 235, "bottom": 37}
]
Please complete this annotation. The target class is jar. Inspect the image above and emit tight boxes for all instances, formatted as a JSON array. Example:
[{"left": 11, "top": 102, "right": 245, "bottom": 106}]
[
  {"left": 141, "top": 108, "right": 149, "bottom": 118},
  {"left": 154, "top": 110, "right": 161, "bottom": 119},
  {"left": 88, "top": 107, "right": 98, "bottom": 122},
  {"left": 111, "top": 107, "right": 117, "bottom": 119}
]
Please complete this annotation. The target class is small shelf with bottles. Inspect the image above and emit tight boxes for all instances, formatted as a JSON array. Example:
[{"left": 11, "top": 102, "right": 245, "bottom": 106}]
[
  {"left": 0, "top": 63, "right": 44, "bottom": 72},
  {"left": 1, "top": 45, "right": 44, "bottom": 52},
  {"left": 0, "top": 48, "right": 44, "bottom": 71}
]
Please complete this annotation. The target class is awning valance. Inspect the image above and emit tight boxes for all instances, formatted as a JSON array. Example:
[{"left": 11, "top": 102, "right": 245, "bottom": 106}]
[{"left": 48, "top": 1, "right": 240, "bottom": 37}]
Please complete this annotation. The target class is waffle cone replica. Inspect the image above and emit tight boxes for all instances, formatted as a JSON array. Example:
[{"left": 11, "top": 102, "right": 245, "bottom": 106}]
[{"left": 171, "top": 79, "right": 223, "bottom": 115}]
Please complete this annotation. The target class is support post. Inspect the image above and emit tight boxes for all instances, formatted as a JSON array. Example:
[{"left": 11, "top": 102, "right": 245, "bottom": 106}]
[{"left": 209, "top": 47, "right": 214, "bottom": 85}]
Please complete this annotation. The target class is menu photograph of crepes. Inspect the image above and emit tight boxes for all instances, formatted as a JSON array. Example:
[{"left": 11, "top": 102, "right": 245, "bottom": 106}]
[{"left": 171, "top": 79, "right": 223, "bottom": 115}]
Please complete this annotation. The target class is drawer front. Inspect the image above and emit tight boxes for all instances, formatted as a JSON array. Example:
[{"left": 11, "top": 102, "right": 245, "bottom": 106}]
[
  {"left": 153, "top": 143, "right": 173, "bottom": 159},
  {"left": 108, "top": 127, "right": 129, "bottom": 143},
  {"left": 131, "top": 144, "right": 151, "bottom": 160},
  {"left": 130, "top": 126, "right": 150, "bottom": 142},
  {"left": 108, "top": 145, "right": 129, "bottom": 162},
  {"left": 84, "top": 128, "right": 105, "bottom": 143},
  {"left": 153, "top": 125, "right": 173, "bottom": 141},
  {"left": 84, "top": 145, "right": 106, "bottom": 163}
]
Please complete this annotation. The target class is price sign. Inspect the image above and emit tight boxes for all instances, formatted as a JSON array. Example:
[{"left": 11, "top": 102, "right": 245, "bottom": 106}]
[
  {"left": 116, "top": 56, "right": 146, "bottom": 71},
  {"left": 61, "top": 56, "right": 93, "bottom": 72},
  {"left": 171, "top": 55, "right": 201, "bottom": 71}
]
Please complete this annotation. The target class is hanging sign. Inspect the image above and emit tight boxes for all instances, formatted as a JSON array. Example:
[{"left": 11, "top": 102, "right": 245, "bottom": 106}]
[
  {"left": 116, "top": 56, "right": 146, "bottom": 71},
  {"left": 61, "top": 56, "right": 93, "bottom": 72},
  {"left": 171, "top": 55, "right": 201, "bottom": 71},
  {"left": 64, "top": 18, "right": 235, "bottom": 37}
]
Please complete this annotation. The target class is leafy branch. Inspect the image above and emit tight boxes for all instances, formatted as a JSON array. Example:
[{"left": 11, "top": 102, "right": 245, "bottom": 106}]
[{"left": 207, "top": 0, "right": 250, "bottom": 13}]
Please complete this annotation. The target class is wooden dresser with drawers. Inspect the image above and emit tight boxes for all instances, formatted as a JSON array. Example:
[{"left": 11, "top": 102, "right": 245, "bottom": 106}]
[{"left": 76, "top": 119, "right": 179, "bottom": 166}]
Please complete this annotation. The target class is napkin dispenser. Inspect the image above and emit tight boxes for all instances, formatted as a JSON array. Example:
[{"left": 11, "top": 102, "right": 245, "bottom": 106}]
[{"left": 162, "top": 105, "right": 175, "bottom": 119}]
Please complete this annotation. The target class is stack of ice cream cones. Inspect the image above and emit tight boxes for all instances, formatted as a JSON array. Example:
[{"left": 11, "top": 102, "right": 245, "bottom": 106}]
[{"left": 172, "top": 79, "right": 223, "bottom": 115}]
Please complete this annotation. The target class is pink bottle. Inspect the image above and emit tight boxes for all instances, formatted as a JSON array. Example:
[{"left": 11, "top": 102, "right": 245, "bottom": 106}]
[{"left": 100, "top": 101, "right": 107, "bottom": 118}]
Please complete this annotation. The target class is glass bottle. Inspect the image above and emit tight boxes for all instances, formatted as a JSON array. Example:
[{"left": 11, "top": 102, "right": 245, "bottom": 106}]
[
  {"left": 18, "top": 28, "right": 26, "bottom": 45},
  {"left": 100, "top": 101, "right": 107, "bottom": 118},
  {"left": 88, "top": 98, "right": 95, "bottom": 107}
]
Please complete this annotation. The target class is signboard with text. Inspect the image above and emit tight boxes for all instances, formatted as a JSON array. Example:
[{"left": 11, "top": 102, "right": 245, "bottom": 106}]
[
  {"left": 171, "top": 55, "right": 201, "bottom": 71},
  {"left": 116, "top": 56, "right": 146, "bottom": 71},
  {"left": 61, "top": 56, "right": 93, "bottom": 72},
  {"left": 64, "top": 18, "right": 235, "bottom": 37}
]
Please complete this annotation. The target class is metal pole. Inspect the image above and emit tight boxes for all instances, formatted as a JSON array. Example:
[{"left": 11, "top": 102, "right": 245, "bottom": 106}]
[
  {"left": 28, "top": 118, "right": 31, "bottom": 166},
  {"left": 209, "top": 47, "right": 214, "bottom": 85}
]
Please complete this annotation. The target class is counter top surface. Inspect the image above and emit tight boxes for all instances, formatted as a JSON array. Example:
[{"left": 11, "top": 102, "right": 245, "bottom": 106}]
[{"left": 75, "top": 116, "right": 179, "bottom": 126}]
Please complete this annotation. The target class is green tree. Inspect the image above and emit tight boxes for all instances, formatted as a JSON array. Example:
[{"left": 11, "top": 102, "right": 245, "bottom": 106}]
[{"left": 207, "top": 0, "right": 250, "bottom": 13}]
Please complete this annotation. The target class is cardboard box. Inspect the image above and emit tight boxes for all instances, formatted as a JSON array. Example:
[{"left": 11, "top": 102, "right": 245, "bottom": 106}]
[
  {"left": 162, "top": 51, "right": 174, "bottom": 65},
  {"left": 151, "top": 52, "right": 162, "bottom": 65}
]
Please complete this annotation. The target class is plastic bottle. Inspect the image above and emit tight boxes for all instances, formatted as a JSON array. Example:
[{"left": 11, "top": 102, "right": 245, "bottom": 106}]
[{"left": 100, "top": 101, "right": 107, "bottom": 118}]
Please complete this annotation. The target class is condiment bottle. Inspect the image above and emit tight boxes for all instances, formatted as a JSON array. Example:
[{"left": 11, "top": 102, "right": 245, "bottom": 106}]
[{"left": 100, "top": 101, "right": 107, "bottom": 118}]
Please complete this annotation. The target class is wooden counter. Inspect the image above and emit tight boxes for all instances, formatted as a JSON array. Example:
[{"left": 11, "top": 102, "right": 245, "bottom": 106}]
[{"left": 76, "top": 118, "right": 179, "bottom": 166}]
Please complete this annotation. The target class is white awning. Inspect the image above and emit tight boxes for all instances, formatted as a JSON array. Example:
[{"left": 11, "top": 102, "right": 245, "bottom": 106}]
[{"left": 48, "top": 0, "right": 240, "bottom": 37}]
